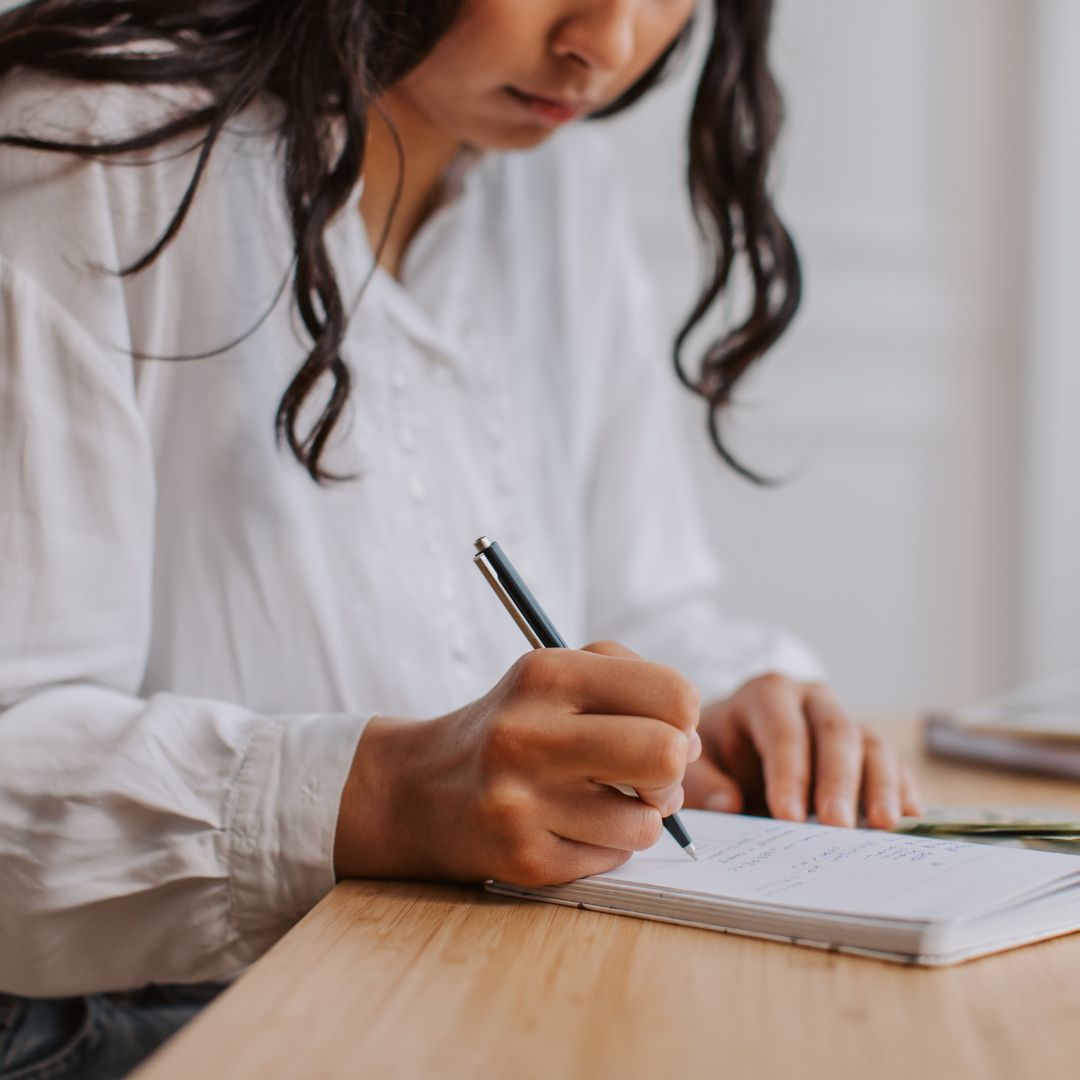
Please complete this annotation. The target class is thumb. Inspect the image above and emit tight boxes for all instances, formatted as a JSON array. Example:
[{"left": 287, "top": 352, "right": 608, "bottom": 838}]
[{"left": 683, "top": 756, "right": 745, "bottom": 815}]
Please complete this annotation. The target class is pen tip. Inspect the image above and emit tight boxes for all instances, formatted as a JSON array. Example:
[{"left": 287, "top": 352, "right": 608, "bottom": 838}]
[{"left": 685, "top": 844, "right": 700, "bottom": 861}]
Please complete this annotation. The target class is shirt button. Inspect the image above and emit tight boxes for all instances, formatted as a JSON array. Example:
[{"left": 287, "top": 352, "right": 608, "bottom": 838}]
[
  {"left": 391, "top": 370, "right": 407, "bottom": 392},
  {"left": 409, "top": 475, "right": 427, "bottom": 501},
  {"left": 450, "top": 628, "right": 468, "bottom": 661},
  {"left": 398, "top": 426, "right": 416, "bottom": 453}
]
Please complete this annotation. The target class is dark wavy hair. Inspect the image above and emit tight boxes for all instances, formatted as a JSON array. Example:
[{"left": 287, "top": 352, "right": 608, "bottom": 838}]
[{"left": 0, "top": 0, "right": 799, "bottom": 483}]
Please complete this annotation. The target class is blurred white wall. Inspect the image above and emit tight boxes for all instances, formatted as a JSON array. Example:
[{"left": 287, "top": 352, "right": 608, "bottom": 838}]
[
  {"left": 1017, "top": 0, "right": 1080, "bottom": 686},
  {"left": 605, "top": 0, "right": 1078, "bottom": 710}
]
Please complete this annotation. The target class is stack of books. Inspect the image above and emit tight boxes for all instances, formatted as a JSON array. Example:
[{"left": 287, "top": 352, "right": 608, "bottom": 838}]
[{"left": 924, "top": 672, "right": 1080, "bottom": 779}]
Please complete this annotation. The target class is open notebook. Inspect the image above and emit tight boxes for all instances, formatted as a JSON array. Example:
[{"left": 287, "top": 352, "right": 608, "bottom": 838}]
[{"left": 488, "top": 810, "right": 1080, "bottom": 965}]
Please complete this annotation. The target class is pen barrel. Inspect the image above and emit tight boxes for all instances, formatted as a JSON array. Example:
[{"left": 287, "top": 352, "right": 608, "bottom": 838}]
[
  {"left": 477, "top": 541, "right": 567, "bottom": 648},
  {"left": 662, "top": 812, "right": 694, "bottom": 850}
]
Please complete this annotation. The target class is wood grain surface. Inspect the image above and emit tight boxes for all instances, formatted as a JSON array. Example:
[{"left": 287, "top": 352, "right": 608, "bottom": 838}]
[{"left": 134, "top": 718, "right": 1080, "bottom": 1080}]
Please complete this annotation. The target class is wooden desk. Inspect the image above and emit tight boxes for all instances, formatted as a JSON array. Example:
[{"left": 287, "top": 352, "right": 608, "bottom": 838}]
[{"left": 134, "top": 718, "right": 1080, "bottom": 1080}]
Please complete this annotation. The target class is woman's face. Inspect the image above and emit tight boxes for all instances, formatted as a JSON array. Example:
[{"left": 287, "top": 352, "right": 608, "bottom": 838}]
[{"left": 390, "top": 0, "right": 697, "bottom": 150}]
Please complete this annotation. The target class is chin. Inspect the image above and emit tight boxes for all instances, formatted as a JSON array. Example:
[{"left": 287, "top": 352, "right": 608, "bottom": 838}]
[{"left": 466, "top": 121, "right": 563, "bottom": 153}]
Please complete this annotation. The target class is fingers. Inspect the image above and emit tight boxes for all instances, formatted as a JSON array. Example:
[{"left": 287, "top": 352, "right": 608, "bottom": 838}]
[
  {"left": 742, "top": 677, "right": 811, "bottom": 822},
  {"left": 479, "top": 646, "right": 702, "bottom": 857},
  {"left": 550, "top": 840, "right": 635, "bottom": 885},
  {"left": 708, "top": 676, "right": 917, "bottom": 831},
  {"left": 681, "top": 755, "right": 745, "bottom": 814},
  {"left": 806, "top": 687, "right": 863, "bottom": 828},
  {"left": 546, "top": 785, "right": 666, "bottom": 852},
  {"left": 860, "top": 731, "right": 903, "bottom": 829},
  {"left": 513, "top": 837, "right": 633, "bottom": 887},
  {"left": 517, "top": 712, "right": 694, "bottom": 795},
  {"left": 508, "top": 647, "right": 701, "bottom": 734},
  {"left": 488, "top": 781, "right": 653, "bottom": 887},
  {"left": 900, "top": 764, "right": 923, "bottom": 817},
  {"left": 491, "top": 824, "right": 633, "bottom": 887}
]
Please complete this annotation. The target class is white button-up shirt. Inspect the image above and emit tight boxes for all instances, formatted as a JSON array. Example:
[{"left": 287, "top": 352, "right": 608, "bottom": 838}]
[{"left": 0, "top": 76, "right": 821, "bottom": 996}]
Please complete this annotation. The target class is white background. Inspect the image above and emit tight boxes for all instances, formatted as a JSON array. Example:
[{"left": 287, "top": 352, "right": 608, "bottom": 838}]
[{"left": 605, "top": 0, "right": 1080, "bottom": 710}]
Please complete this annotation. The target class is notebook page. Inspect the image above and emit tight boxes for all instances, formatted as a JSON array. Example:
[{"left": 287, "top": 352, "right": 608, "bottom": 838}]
[{"left": 598, "top": 811, "right": 1080, "bottom": 922}]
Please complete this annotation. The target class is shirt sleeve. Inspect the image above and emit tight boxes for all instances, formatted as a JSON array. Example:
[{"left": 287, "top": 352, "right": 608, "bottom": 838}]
[
  {"left": 0, "top": 257, "right": 370, "bottom": 998},
  {"left": 581, "top": 177, "right": 825, "bottom": 702}
]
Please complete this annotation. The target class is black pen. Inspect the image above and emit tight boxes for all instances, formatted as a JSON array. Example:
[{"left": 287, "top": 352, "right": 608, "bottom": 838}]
[{"left": 473, "top": 536, "right": 699, "bottom": 861}]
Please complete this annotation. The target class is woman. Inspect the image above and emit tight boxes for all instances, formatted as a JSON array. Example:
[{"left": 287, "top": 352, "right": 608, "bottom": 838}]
[{"left": 0, "top": 1, "right": 919, "bottom": 1076}]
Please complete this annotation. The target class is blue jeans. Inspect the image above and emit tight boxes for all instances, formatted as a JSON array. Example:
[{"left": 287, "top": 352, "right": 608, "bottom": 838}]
[{"left": 0, "top": 983, "right": 226, "bottom": 1080}]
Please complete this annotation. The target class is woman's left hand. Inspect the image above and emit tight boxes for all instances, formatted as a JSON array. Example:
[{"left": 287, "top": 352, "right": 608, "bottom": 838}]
[{"left": 682, "top": 673, "right": 922, "bottom": 829}]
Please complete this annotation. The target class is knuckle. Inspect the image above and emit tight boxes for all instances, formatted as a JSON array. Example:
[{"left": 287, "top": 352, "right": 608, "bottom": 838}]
[
  {"left": 816, "top": 712, "right": 857, "bottom": 741},
  {"left": 510, "top": 649, "right": 564, "bottom": 696},
  {"left": 481, "top": 714, "right": 526, "bottom": 771},
  {"left": 660, "top": 666, "right": 701, "bottom": 728},
  {"left": 651, "top": 726, "right": 688, "bottom": 781},
  {"left": 772, "top": 723, "right": 804, "bottom": 749},
  {"left": 863, "top": 730, "right": 887, "bottom": 755},
  {"left": 752, "top": 671, "right": 792, "bottom": 695},
  {"left": 771, "top": 750, "right": 810, "bottom": 788},
  {"left": 623, "top": 661, "right": 698, "bottom": 729},
  {"left": 629, "top": 810, "right": 664, "bottom": 851},
  {"left": 781, "top": 764, "right": 811, "bottom": 792},
  {"left": 481, "top": 780, "right": 532, "bottom": 836}
]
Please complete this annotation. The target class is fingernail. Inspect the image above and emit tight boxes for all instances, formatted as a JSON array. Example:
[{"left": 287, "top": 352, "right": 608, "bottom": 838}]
[
  {"left": 870, "top": 799, "right": 901, "bottom": 828},
  {"left": 823, "top": 799, "right": 855, "bottom": 827},
  {"left": 687, "top": 731, "right": 702, "bottom": 762},
  {"left": 779, "top": 797, "right": 806, "bottom": 822},
  {"left": 705, "top": 790, "right": 737, "bottom": 813}
]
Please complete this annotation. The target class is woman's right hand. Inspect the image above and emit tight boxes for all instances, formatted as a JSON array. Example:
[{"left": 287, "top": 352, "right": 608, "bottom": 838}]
[{"left": 333, "top": 642, "right": 702, "bottom": 886}]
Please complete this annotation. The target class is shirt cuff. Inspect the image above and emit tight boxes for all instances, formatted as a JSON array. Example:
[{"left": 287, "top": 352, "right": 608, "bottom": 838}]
[{"left": 225, "top": 711, "right": 372, "bottom": 960}]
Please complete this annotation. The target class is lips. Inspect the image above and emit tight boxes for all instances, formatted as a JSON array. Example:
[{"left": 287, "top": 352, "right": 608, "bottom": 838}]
[{"left": 505, "top": 86, "right": 591, "bottom": 125}]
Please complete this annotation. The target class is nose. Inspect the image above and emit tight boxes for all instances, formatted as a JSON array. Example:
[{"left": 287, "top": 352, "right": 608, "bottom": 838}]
[{"left": 552, "top": 1, "right": 637, "bottom": 74}]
